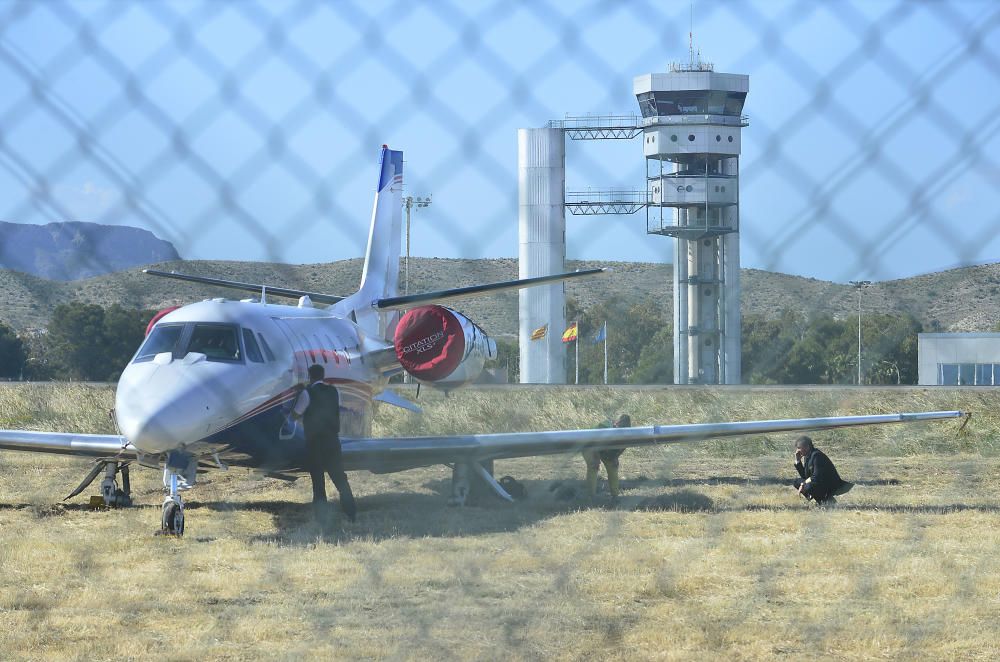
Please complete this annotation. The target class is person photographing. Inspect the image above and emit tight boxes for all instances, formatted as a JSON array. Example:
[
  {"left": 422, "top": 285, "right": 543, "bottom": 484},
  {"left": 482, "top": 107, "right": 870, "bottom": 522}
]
[{"left": 793, "top": 435, "right": 853, "bottom": 505}]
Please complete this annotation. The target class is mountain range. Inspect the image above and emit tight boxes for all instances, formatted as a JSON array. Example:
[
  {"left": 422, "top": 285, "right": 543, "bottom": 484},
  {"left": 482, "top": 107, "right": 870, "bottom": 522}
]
[
  {"left": 0, "top": 221, "right": 179, "bottom": 281},
  {"left": 2, "top": 256, "right": 997, "bottom": 335}
]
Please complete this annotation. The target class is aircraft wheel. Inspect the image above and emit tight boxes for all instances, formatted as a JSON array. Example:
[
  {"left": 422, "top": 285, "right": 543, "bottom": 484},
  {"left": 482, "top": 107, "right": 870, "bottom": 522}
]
[{"left": 161, "top": 501, "right": 184, "bottom": 536}]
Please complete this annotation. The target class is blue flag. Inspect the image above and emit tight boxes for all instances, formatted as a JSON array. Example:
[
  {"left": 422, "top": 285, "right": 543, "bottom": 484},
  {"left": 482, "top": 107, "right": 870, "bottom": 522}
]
[{"left": 592, "top": 321, "right": 606, "bottom": 344}]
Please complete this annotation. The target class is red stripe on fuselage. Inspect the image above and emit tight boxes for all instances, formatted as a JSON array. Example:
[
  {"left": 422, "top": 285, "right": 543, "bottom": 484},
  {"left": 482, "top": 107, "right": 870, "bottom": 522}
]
[
  {"left": 219, "top": 378, "right": 374, "bottom": 433},
  {"left": 293, "top": 348, "right": 352, "bottom": 365}
]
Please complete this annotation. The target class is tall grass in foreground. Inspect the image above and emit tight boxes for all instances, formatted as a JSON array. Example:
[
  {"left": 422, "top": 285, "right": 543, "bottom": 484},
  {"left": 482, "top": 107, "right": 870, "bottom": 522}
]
[{"left": 0, "top": 383, "right": 115, "bottom": 433}]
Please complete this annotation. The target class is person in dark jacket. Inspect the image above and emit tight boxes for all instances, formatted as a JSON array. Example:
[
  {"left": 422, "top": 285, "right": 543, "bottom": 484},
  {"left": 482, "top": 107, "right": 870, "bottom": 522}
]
[
  {"left": 582, "top": 413, "right": 631, "bottom": 497},
  {"left": 292, "top": 364, "right": 357, "bottom": 522},
  {"left": 793, "top": 435, "right": 852, "bottom": 505}
]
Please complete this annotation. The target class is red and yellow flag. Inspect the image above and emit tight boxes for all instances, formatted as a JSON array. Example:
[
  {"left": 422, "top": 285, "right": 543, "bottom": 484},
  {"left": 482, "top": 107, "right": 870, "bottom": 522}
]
[
  {"left": 561, "top": 322, "right": 578, "bottom": 343},
  {"left": 530, "top": 324, "right": 547, "bottom": 341}
]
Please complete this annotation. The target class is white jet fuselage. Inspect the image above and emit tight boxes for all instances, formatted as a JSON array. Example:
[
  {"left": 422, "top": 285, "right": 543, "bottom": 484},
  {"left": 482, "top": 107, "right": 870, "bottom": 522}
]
[{"left": 115, "top": 298, "right": 387, "bottom": 470}]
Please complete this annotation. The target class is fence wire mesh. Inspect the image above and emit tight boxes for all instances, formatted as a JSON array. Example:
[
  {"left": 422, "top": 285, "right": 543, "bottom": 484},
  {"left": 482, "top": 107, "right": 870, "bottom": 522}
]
[{"left": 0, "top": 0, "right": 999, "bottom": 658}]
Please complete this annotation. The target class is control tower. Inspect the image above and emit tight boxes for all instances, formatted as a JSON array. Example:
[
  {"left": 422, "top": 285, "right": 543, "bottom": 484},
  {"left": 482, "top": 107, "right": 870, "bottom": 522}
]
[{"left": 635, "top": 57, "right": 748, "bottom": 384}]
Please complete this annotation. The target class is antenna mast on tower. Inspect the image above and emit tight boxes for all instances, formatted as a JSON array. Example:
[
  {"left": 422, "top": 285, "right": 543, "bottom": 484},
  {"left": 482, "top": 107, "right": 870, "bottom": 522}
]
[{"left": 689, "top": 0, "right": 694, "bottom": 67}]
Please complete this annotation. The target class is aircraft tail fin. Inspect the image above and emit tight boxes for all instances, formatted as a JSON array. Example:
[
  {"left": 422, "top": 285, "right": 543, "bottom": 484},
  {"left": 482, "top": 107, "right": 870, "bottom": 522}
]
[{"left": 337, "top": 146, "right": 403, "bottom": 338}]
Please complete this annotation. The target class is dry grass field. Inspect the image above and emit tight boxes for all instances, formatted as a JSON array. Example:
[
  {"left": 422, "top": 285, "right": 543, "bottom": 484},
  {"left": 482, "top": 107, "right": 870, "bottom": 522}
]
[{"left": 1, "top": 383, "right": 999, "bottom": 660}]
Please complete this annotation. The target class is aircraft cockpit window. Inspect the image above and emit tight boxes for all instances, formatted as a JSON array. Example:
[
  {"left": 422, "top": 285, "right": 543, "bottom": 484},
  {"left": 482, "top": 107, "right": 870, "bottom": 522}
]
[
  {"left": 242, "top": 328, "right": 264, "bottom": 363},
  {"left": 133, "top": 324, "right": 184, "bottom": 363},
  {"left": 186, "top": 324, "right": 241, "bottom": 362},
  {"left": 257, "top": 333, "right": 276, "bottom": 361}
]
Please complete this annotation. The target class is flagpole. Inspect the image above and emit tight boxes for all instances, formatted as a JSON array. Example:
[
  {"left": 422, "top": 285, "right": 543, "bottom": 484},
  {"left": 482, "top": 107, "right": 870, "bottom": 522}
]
[
  {"left": 603, "top": 322, "right": 608, "bottom": 385},
  {"left": 575, "top": 330, "right": 579, "bottom": 385}
]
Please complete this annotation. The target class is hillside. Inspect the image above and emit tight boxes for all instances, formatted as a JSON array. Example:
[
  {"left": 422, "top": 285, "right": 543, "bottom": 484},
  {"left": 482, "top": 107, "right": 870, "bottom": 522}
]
[
  {"left": 0, "top": 221, "right": 179, "bottom": 280},
  {"left": 0, "top": 257, "right": 996, "bottom": 334}
]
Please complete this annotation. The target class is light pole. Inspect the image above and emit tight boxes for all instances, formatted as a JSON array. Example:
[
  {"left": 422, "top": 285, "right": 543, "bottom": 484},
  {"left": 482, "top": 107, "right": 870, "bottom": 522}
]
[
  {"left": 402, "top": 195, "right": 432, "bottom": 295},
  {"left": 849, "top": 280, "right": 872, "bottom": 385}
]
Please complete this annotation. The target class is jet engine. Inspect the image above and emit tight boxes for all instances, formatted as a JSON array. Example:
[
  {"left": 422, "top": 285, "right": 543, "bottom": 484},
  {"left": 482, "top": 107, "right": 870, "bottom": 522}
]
[{"left": 393, "top": 305, "right": 497, "bottom": 385}]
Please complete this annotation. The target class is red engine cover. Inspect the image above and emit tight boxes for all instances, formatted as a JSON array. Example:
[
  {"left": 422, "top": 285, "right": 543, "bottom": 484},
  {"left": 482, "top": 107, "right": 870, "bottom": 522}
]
[
  {"left": 393, "top": 305, "right": 465, "bottom": 381},
  {"left": 145, "top": 306, "right": 181, "bottom": 336}
]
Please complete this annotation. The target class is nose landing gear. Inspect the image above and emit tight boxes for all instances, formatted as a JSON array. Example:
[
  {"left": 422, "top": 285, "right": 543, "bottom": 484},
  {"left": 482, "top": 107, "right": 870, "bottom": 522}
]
[
  {"left": 159, "top": 471, "right": 185, "bottom": 536},
  {"left": 158, "top": 453, "right": 196, "bottom": 537}
]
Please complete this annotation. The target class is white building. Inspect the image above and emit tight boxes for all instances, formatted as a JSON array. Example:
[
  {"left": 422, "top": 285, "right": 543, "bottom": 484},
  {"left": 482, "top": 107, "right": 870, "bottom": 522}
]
[{"left": 918, "top": 333, "right": 1000, "bottom": 385}]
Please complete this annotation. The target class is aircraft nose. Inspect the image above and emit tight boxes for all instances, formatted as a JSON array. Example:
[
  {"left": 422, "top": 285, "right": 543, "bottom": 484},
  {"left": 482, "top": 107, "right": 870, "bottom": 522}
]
[
  {"left": 117, "top": 406, "right": 185, "bottom": 453},
  {"left": 116, "top": 364, "right": 239, "bottom": 453}
]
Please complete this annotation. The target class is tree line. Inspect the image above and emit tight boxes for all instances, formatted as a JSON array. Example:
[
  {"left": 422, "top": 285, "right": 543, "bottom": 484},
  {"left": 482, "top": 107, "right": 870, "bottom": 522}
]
[
  {"left": 499, "top": 300, "right": 922, "bottom": 385},
  {"left": 492, "top": 299, "right": 674, "bottom": 385},
  {"left": 0, "top": 301, "right": 921, "bottom": 384},
  {"left": 0, "top": 303, "right": 155, "bottom": 381},
  {"left": 742, "top": 310, "right": 920, "bottom": 385}
]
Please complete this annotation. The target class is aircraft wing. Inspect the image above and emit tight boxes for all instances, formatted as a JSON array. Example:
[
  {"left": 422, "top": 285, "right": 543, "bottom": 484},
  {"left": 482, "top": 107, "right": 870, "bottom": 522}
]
[
  {"left": 0, "top": 430, "right": 132, "bottom": 459},
  {"left": 374, "top": 268, "right": 607, "bottom": 311},
  {"left": 344, "top": 410, "right": 964, "bottom": 472},
  {"left": 143, "top": 269, "right": 345, "bottom": 304}
]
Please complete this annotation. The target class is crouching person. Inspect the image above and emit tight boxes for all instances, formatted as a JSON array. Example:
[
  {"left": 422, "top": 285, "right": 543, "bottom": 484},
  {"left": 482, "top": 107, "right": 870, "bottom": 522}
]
[{"left": 793, "top": 435, "right": 853, "bottom": 505}]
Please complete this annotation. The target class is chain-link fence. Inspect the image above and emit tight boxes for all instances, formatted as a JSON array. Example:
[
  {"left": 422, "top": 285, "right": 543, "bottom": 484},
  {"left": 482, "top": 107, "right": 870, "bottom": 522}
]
[
  {"left": 2, "top": 0, "right": 995, "bottom": 275},
  {"left": 0, "top": 0, "right": 999, "bottom": 657},
  {"left": 0, "top": 0, "right": 998, "bottom": 378}
]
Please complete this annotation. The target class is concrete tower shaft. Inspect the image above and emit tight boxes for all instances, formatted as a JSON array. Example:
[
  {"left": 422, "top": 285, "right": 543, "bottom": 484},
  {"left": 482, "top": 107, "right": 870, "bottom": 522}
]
[
  {"left": 635, "top": 69, "right": 748, "bottom": 384},
  {"left": 517, "top": 128, "right": 567, "bottom": 384}
]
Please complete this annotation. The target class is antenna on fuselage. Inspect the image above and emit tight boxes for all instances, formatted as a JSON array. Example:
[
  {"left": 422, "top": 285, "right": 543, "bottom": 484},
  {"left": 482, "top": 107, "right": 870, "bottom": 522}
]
[{"left": 261, "top": 284, "right": 267, "bottom": 304}]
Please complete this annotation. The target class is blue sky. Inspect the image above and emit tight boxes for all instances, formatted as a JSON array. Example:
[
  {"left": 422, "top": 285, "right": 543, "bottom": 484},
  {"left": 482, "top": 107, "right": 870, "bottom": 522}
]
[{"left": 0, "top": 0, "right": 997, "bottom": 282}]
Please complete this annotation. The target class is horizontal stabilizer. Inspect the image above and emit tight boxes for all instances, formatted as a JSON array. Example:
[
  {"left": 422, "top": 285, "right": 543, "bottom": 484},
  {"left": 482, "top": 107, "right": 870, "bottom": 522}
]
[
  {"left": 143, "top": 270, "right": 345, "bottom": 304},
  {"left": 375, "top": 268, "right": 608, "bottom": 311},
  {"left": 374, "top": 389, "right": 423, "bottom": 413}
]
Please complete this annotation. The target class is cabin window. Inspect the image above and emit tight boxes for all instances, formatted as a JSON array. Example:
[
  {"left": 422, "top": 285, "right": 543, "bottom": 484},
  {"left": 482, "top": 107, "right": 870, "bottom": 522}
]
[
  {"left": 133, "top": 324, "right": 184, "bottom": 363},
  {"left": 186, "top": 324, "right": 241, "bottom": 362},
  {"left": 242, "top": 328, "right": 264, "bottom": 363}
]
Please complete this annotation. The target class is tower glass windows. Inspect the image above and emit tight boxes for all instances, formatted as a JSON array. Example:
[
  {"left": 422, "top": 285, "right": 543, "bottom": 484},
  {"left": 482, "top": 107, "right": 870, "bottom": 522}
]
[
  {"left": 637, "top": 92, "right": 657, "bottom": 118},
  {"left": 638, "top": 91, "right": 747, "bottom": 117}
]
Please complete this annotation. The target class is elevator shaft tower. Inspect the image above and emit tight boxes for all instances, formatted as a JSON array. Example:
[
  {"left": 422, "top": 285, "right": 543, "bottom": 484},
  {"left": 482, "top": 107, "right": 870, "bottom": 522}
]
[{"left": 635, "top": 62, "right": 748, "bottom": 384}]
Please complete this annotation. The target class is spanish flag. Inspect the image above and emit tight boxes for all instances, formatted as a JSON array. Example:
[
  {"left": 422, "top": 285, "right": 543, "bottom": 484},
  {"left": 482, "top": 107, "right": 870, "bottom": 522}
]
[
  {"left": 561, "top": 322, "right": 578, "bottom": 343},
  {"left": 530, "top": 324, "right": 547, "bottom": 341}
]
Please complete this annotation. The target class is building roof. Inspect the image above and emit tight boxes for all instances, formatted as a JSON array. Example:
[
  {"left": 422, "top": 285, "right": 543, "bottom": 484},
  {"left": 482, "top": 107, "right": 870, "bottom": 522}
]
[{"left": 918, "top": 332, "right": 1000, "bottom": 339}]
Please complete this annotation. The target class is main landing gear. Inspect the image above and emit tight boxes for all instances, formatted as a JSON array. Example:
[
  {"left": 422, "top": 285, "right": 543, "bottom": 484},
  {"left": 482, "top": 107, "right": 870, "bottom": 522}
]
[
  {"left": 65, "top": 460, "right": 132, "bottom": 507},
  {"left": 448, "top": 460, "right": 515, "bottom": 506},
  {"left": 100, "top": 462, "right": 132, "bottom": 508}
]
